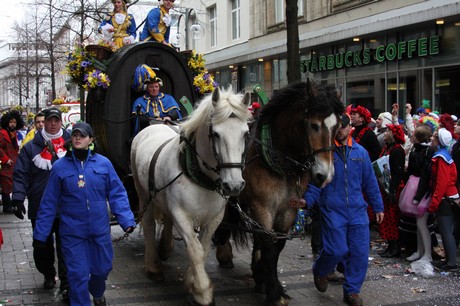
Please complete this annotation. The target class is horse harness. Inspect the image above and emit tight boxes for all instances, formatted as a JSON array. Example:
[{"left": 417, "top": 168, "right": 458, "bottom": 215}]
[
  {"left": 248, "top": 115, "right": 335, "bottom": 178},
  {"left": 148, "top": 119, "right": 247, "bottom": 198}
]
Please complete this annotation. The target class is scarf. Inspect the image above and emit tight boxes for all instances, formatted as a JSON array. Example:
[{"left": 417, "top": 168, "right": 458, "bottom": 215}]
[{"left": 32, "top": 129, "right": 67, "bottom": 170}]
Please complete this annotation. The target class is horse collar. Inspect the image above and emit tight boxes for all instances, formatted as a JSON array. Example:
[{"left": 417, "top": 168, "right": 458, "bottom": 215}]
[{"left": 179, "top": 133, "right": 220, "bottom": 191}]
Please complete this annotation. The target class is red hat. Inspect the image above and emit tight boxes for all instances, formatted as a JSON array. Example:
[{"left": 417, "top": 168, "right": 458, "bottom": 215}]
[
  {"left": 351, "top": 105, "right": 372, "bottom": 124},
  {"left": 386, "top": 124, "right": 405, "bottom": 144}
]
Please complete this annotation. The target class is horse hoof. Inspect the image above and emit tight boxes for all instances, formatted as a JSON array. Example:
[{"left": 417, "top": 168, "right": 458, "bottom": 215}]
[
  {"left": 187, "top": 295, "right": 215, "bottom": 306},
  {"left": 218, "top": 260, "right": 234, "bottom": 269},
  {"left": 146, "top": 271, "right": 164, "bottom": 282},
  {"left": 254, "top": 283, "right": 266, "bottom": 294}
]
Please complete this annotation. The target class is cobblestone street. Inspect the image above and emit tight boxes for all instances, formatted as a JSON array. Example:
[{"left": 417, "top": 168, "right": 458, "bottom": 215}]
[{"left": 1, "top": 209, "right": 460, "bottom": 305}]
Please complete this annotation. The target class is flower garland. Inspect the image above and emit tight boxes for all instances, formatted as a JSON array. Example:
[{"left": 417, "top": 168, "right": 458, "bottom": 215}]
[
  {"left": 187, "top": 50, "right": 218, "bottom": 95},
  {"left": 188, "top": 50, "right": 206, "bottom": 74},
  {"left": 83, "top": 69, "right": 110, "bottom": 89},
  {"left": 65, "top": 45, "right": 111, "bottom": 90},
  {"left": 193, "top": 72, "right": 219, "bottom": 95}
]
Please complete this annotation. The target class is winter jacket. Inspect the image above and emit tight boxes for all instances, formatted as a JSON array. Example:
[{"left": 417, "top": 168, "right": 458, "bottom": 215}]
[
  {"left": 428, "top": 147, "right": 458, "bottom": 213},
  {"left": 12, "top": 129, "right": 70, "bottom": 219}
]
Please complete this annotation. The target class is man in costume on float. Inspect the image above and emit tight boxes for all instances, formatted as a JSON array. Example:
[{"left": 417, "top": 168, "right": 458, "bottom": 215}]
[{"left": 131, "top": 66, "right": 182, "bottom": 135}]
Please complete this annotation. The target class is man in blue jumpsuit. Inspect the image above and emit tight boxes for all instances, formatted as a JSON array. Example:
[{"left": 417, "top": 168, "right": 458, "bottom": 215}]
[
  {"left": 131, "top": 76, "right": 182, "bottom": 134},
  {"left": 291, "top": 113, "right": 384, "bottom": 306},
  {"left": 33, "top": 122, "right": 136, "bottom": 306}
]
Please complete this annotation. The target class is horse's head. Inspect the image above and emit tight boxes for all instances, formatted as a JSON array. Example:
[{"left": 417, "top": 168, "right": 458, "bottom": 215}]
[
  {"left": 181, "top": 87, "right": 252, "bottom": 196},
  {"left": 304, "top": 80, "right": 344, "bottom": 187},
  {"left": 259, "top": 81, "right": 344, "bottom": 187},
  {"left": 209, "top": 88, "right": 252, "bottom": 195}
]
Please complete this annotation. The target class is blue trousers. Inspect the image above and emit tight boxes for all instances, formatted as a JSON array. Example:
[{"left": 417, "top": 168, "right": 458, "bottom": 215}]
[
  {"left": 313, "top": 222, "right": 369, "bottom": 295},
  {"left": 61, "top": 234, "right": 112, "bottom": 306}
]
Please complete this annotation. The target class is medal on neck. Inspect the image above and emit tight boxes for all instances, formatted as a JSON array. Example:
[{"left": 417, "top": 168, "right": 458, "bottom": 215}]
[{"left": 78, "top": 175, "right": 85, "bottom": 188}]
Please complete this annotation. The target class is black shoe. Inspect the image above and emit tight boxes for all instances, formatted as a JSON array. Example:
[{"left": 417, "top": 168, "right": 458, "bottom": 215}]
[
  {"left": 3, "top": 207, "right": 14, "bottom": 213},
  {"left": 93, "top": 295, "right": 106, "bottom": 306},
  {"left": 336, "top": 262, "right": 345, "bottom": 274},
  {"left": 380, "top": 248, "right": 401, "bottom": 258},
  {"left": 343, "top": 293, "right": 363, "bottom": 306},
  {"left": 61, "top": 289, "right": 70, "bottom": 304},
  {"left": 433, "top": 262, "right": 458, "bottom": 272},
  {"left": 43, "top": 277, "right": 56, "bottom": 289},
  {"left": 377, "top": 246, "right": 389, "bottom": 256},
  {"left": 313, "top": 271, "right": 328, "bottom": 293}
]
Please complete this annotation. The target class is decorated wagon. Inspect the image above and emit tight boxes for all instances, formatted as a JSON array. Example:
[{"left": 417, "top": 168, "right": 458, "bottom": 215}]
[{"left": 84, "top": 42, "right": 197, "bottom": 214}]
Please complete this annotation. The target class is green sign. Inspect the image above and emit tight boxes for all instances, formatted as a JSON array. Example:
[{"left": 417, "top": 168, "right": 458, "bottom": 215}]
[{"left": 301, "top": 36, "right": 440, "bottom": 73}]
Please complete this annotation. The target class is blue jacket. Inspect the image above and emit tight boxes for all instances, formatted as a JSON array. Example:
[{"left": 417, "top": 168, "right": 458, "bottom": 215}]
[
  {"left": 12, "top": 129, "right": 70, "bottom": 219},
  {"left": 303, "top": 138, "right": 384, "bottom": 226},
  {"left": 139, "top": 7, "right": 171, "bottom": 42},
  {"left": 33, "top": 152, "right": 135, "bottom": 242}
]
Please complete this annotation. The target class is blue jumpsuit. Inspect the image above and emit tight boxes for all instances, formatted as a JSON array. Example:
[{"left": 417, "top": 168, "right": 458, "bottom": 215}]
[
  {"left": 304, "top": 137, "right": 383, "bottom": 295},
  {"left": 34, "top": 151, "right": 136, "bottom": 306}
]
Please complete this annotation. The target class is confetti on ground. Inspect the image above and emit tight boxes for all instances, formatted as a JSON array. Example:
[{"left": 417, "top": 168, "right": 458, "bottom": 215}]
[{"left": 411, "top": 287, "right": 427, "bottom": 293}]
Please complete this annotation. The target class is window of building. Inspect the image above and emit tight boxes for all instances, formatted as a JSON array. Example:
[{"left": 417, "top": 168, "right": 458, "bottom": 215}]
[
  {"left": 209, "top": 5, "right": 217, "bottom": 47},
  {"left": 275, "top": 0, "right": 304, "bottom": 24},
  {"left": 231, "top": 0, "right": 240, "bottom": 40}
]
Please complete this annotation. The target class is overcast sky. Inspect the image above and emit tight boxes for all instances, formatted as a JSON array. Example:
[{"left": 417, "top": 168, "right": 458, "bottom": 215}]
[{"left": 0, "top": 0, "right": 34, "bottom": 39}]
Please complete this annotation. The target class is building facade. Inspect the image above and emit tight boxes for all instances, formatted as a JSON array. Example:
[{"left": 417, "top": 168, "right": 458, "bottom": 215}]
[{"left": 184, "top": 0, "right": 460, "bottom": 116}]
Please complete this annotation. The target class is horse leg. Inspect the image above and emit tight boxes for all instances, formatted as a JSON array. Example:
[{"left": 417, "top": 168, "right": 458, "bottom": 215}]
[
  {"left": 142, "top": 200, "right": 164, "bottom": 281},
  {"left": 213, "top": 226, "right": 234, "bottom": 268},
  {"left": 253, "top": 233, "right": 291, "bottom": 306},
  {"left": 158, "top": 215, "right": 174, "bottom": 261},
  {"left": 176, "top": 217, "right": 215, "bottom": 306}
]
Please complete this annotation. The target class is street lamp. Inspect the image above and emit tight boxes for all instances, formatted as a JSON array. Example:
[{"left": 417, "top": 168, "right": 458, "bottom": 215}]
[{"left": 174, "top": 7, "right": 204, "bottom": 50}]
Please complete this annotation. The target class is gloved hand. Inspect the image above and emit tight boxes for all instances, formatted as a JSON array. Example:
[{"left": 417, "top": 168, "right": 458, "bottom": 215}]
[
  {"left": 32, "top": 239, "right": 47, "bottom": 249},
  {"left": 125, "top": 226, "right": 136, "bottom": 234},
  {"left": 11, "top": 200, "right": 26, "bottom": 220}
]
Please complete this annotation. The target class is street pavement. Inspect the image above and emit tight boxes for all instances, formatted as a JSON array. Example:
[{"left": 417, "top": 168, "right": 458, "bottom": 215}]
[{"left": 1, "top": 206, "right": 460, "bottom": 306}]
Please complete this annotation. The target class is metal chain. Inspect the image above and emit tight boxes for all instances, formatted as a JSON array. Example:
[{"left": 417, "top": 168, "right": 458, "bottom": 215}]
[{"left": 112, "top": 196, "right": 152, "bottom": 243}]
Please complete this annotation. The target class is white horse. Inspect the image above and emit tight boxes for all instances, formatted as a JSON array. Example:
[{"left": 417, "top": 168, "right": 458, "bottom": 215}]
[{"left": 130, "top": 87, "right": 251, "bottom": 305}]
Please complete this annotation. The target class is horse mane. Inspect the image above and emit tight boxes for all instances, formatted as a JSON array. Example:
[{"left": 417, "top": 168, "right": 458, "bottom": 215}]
[
  {"left": 260, "top": 81, "right": 344, "bottom": 124},
  {"left": 180, "top": 87, "right": 252, "bottom": 145}
]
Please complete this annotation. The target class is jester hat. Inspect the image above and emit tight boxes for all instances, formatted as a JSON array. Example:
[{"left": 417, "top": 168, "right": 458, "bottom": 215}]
[
  {"left": 132, "top": 64, "right": 157, "bottom": 92},
  {"left": 386, "top": 124, "right": 405, "bottom": 144},
  {"left": 351, "top": 105, "right": 372, "bottom": 124}
]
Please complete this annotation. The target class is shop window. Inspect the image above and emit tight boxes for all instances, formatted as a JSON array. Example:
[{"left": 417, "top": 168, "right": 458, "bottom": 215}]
[
  {"left": 346, "top": 79, "right": 375, "bottom": 113},
  {"left": 272, "top": 59, "right": 288, "bottom": 90},
  {"left": 435, "top": 66, "right": 460, "bottom": 115}
]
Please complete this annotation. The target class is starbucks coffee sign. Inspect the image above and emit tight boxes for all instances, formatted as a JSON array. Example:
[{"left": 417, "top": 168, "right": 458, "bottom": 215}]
[{"left": 301, "top": 36, "right": 440, "bottom": 73}]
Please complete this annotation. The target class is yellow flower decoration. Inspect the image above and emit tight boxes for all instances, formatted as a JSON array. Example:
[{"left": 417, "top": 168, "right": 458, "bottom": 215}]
[
  {"left": 193, "top": 71, "right": 218, "bottom": 95},
  {"left": 188, "top": 50, "right": 206, "bottom": 75}
]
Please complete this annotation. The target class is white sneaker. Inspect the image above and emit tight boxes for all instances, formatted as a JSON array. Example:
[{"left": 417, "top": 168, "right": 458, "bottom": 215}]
[{"left": 406, "top": 252, "right": 421, "bottom": 261}]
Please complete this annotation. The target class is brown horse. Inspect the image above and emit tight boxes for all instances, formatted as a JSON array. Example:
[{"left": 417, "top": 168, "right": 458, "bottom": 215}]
[{"left": 214, "top": 80, "right": 344, "bottom": 305}]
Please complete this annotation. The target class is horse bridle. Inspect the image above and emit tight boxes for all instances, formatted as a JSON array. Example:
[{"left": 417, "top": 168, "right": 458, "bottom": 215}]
[
  {"left": 208, "top": 118, "right": 248, "bottom": 171},
  {"left": 249, "top": 113, "right": 337, "bottom": 176},
  {"left": 180, "top": 118, "right": 248, "bottom": 175}
]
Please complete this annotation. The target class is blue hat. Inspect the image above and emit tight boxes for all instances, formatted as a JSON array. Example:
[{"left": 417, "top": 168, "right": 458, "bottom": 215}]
[{"left": 416, "top": 107, "right": 427, "bottom": 115}]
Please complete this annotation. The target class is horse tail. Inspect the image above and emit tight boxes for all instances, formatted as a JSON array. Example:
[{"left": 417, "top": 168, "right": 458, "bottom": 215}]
[{"left": 214, "top": 197, "right": 249, "bottom": 249}]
